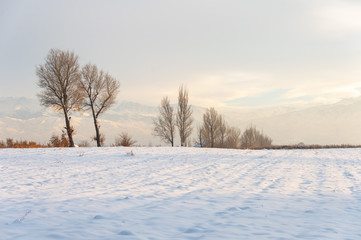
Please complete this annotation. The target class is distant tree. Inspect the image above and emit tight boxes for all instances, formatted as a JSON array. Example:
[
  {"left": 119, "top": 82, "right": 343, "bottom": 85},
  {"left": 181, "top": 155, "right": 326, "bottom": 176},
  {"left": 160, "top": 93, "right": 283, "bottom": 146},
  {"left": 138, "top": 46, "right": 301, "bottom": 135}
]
[
  {"left": 153, "top": 96, "right": 175, "bottom": 146},
  {"left": 6, "top": 138, "right": 14, "bottom": 148},
  {"left": 194, "top": 125, "right": 204, "bottom": 147},
  {"left": 114, "top": 132, "right": 137, "bottom": 147},
  {"left": 176, "top": 85, "right": 193, "bottom": 146},
  {"left": 225, "top": 126, "right": 241, "bottom": 149},
  {"left": 201, "top": 107, "right": 221, "bottom": 148},
  {"left": 217, "top": 115, "right": 227, "bottom": 148},
  {"left": 240, "top": 126, "right": 272, "bottom": 149},
  {"left": 78, "top": 63, "right": 120, "bottom": 147},
  {"left": 37, "top": 49, "right": 84, "bottom": 147}
]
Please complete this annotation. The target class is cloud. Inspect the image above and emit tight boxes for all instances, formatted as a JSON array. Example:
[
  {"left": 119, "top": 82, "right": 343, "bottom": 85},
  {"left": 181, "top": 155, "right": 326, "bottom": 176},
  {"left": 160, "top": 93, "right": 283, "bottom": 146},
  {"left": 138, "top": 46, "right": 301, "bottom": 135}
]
[
  {"left": 225, "top": 89, "right": 311, "bottom": 107},
  {"left": 6, "top": 127, "right": 24, "bottom": 134},
  {"left": 188, "top": 71, "right": 274, "bottom": 107},
  {"left": 186, "top": 69, "right": 361, "bottom": 108},
  {"left": 312, "top": 1, "right": 361, "bottom": 36}
]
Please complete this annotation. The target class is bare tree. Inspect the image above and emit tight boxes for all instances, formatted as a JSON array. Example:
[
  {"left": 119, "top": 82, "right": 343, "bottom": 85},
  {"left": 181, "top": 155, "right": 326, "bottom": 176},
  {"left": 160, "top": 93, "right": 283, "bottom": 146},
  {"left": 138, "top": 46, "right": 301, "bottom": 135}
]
[
  {"left": 201, "top": 107, "right": 221, "bottom": 148},
  {"left": 216, "top": 115, "right": 227, "bottom": 148},
  {"left": 176, "top": 85, "right": 193, "bottom": 146},
  {"left": 195, "top": 125, "right": 204, "bottom": 147},
  {"left": 114, "top": 132, "right": 137, "bottom": 147},
  {"left": 78, "top": 63, "right": 120, "bottom": 147},
  {"left": 225, "top": 126, "right": 241, "bottom": 149},
  {"left": 153, "top": 96, "right": 175, "bottom": 146},
  {"left": 37, "top": 49, "right": 83, "bottom": 147},
  {"left": 240, "top": 126, "right": 272, "bottom": 149}
]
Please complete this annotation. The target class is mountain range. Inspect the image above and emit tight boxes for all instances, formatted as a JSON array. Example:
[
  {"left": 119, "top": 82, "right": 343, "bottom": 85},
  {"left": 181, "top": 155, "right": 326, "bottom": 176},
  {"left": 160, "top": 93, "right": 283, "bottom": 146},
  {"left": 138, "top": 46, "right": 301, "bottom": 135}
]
[{"left": 1, "top": 97, "right": 361, "bottom": 146}]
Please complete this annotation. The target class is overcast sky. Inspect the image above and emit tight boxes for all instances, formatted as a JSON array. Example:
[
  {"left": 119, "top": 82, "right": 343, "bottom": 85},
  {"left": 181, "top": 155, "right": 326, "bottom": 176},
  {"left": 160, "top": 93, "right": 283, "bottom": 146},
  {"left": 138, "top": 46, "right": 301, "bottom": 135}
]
[{"left": 1, "top": 0, "right": 361, "bottom": 108}]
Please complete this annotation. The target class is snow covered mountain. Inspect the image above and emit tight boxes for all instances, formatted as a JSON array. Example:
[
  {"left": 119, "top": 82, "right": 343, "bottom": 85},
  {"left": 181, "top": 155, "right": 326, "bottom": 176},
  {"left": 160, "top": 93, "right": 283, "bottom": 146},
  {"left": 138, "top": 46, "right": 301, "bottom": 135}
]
[
  {"left": 1, "top": 96, "right": 361, "bottom": 146},
  {"left": 0, "top": 97, "right": 158, "bottom": 146},
  {"left": 248, "top": 98, "right": 361, "bottom": 145}
]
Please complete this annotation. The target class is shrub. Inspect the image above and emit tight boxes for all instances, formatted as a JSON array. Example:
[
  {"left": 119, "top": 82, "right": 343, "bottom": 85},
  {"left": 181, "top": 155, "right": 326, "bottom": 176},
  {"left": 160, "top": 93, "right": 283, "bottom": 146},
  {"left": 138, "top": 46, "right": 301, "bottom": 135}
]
[
  {"left": 48, "top": 131, "right": 70, "bottom": 147},
  {"left": 114, "top": 132, "right": 137, "bottom": 147}
]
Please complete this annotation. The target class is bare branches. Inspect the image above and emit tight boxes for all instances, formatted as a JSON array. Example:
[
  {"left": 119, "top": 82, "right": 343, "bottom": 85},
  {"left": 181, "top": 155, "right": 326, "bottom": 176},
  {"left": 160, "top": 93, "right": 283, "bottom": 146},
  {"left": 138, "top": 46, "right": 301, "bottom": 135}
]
[
  {"left": 95, "top": 73, "right": 119, "bottom": 118},
  {"left": 240, "top": 126, "right": 272, "bottom": 149},
  {"left": 37, "top": 49, "right": 120, "bottom": 147},
  {"left": 199, "top": 107, "right": 243, "bottom": 149},
  {"left": 36, "top": 49, "right": 83, "bottom": 147},
  {"left": 225, "top": 127, "right": 241, "bottom": 149},
  {"left": 80, "top": 63, "right": 120, "bottom": 117},
  {"left": 218, "top": 115, "right": 227, "bottom": 148},
  {"left": 79, "top": 63, "right": 120, "bottom": 147},
  {"left": 201, "top": 107, "right": 221, "bottom": 148},
  {"left": 37, "top": 49, "right": 83, "bottom": 112},
  {"left": 176, "top": 85, "right": 193, "bottom": 146},
  {"left": 153, "top": 96, "right": 176, "bottom": 146}
]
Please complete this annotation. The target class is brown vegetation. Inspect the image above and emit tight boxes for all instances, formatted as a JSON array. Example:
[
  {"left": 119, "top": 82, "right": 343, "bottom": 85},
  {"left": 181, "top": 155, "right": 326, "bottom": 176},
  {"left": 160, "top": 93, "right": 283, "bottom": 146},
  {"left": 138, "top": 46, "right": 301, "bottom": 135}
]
[
  {"left": 114, "top": 132, "right": 137, "bottom": 147},
  {"left": 48, "top": 131, "right": 70, "bottom": 147},
  {"left": 270, "top": 144, "right": 361, "bottom": 150},
  {"left": 0, "top": 138, "right": 45, "bottom": 148}
]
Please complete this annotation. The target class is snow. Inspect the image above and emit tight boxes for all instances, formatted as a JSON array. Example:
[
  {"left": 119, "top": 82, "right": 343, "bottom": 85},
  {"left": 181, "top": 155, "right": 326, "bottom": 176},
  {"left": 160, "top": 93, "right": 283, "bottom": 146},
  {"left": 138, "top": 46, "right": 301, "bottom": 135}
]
[{"left": 1, "top": 147, "right": 361, "bottom": 239}]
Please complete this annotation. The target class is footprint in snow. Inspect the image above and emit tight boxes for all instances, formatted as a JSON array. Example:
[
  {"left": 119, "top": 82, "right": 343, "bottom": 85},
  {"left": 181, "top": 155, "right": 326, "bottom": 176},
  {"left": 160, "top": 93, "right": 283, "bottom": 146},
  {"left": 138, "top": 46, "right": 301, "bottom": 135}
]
[
  {"left": 239, "top": 207, "right": 251, "bottom": 210},
  {"left": 116, "top": 197, "right": 129, "bottom": 201},
  {"left": 118, "top": 230, "right": 134, "bottom": 236},
  {"left": 184, "top": 228, "right": 200, "bottom": 233},
  {"left": 227, "top": 207, "right": 238, "bottom": 211}
]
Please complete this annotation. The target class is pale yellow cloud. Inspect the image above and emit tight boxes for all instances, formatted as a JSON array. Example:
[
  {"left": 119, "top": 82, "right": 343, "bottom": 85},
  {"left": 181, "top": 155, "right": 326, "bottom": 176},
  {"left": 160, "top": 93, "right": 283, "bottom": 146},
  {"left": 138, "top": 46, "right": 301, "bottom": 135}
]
[{"left": 188, "top": 71, "right": 274, "bottom": 107}]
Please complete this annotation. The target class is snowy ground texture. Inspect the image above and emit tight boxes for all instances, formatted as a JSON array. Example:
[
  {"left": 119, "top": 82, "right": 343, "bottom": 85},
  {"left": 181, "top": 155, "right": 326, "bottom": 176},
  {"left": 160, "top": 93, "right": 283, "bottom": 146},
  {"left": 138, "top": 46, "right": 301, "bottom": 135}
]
[{"left": 1, "top": 147, "right": 361, "bottom": 240}]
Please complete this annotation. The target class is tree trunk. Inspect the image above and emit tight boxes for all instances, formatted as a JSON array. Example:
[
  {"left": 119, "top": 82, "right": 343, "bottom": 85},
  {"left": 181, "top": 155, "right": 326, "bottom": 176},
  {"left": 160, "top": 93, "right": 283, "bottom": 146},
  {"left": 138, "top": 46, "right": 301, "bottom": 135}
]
[
  {"left": 63, "top": 109, "right": 75, "bottom": 147},
  {"left": 91, "top": 106, "right": 101, "bottom": 147},
  {"left": 210, "top": 126, "right": 214, "bottom": 148},
  {"left": 180, "top": 134, "right": 184, "bottom": 147},
  {"left": 171, "top": 132, "right": 174, "bottom": 147}
]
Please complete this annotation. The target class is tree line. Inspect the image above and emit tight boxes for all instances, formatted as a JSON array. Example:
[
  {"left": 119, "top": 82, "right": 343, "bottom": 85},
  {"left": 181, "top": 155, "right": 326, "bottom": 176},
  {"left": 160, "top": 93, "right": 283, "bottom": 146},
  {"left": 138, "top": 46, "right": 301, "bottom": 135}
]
[
  {"left": 152, "top": 86, "right": 273, "bottom": 149},
  {"left": 1, "top": 48, "right": 273, "bottom": 149},
  {"left": 1, "top": 48, "right": 359, "bottom": 149}
]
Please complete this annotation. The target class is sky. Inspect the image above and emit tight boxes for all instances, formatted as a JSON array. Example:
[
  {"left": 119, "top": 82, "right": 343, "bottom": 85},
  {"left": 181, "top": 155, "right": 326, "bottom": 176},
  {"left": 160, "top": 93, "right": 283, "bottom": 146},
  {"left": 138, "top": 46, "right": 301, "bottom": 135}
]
[{"left": 1, "top": 0, "right": 361, "bottom": 109}]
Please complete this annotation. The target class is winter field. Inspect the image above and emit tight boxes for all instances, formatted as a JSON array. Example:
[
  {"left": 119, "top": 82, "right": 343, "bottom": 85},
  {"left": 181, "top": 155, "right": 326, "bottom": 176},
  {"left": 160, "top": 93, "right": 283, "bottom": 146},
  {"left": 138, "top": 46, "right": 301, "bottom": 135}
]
[{"left": 1, "top": 147, "right": 361, "bottom": 239}]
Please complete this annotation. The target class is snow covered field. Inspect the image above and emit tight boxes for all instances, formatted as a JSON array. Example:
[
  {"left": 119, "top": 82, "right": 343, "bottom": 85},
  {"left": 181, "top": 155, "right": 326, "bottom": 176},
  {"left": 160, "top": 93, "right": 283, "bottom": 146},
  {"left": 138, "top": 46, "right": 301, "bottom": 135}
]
[{"left": 1, "top": 147, "right": 361, "bottom": 239}]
